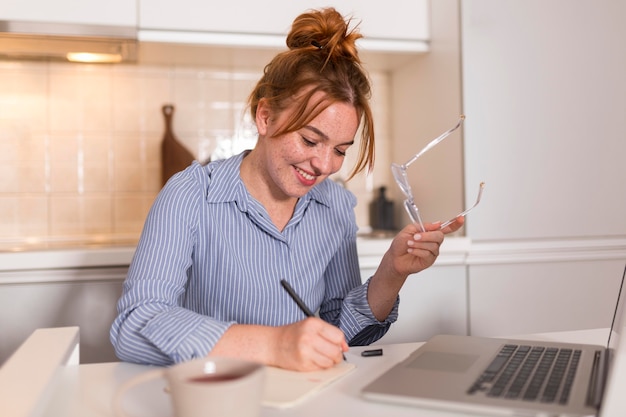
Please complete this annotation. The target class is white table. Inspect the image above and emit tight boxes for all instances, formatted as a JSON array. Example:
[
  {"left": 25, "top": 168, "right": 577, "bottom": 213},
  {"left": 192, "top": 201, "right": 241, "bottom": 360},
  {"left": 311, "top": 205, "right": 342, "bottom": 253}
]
[{"left": 36, "top": 328, "right": 625, "bottom": 417}]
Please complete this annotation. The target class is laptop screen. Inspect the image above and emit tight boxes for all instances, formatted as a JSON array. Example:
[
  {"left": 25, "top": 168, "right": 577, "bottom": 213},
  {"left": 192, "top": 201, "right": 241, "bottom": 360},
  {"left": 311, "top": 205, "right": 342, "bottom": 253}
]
[{"left": 606, "top": 263, "right": 626, "bottom": 350}]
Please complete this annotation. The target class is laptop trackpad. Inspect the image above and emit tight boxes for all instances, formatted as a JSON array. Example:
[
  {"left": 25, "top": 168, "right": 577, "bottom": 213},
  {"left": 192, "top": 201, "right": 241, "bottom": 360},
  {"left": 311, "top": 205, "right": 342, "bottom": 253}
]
[{"left": 407, "top": 351, "right": 479, "bottom": 373}]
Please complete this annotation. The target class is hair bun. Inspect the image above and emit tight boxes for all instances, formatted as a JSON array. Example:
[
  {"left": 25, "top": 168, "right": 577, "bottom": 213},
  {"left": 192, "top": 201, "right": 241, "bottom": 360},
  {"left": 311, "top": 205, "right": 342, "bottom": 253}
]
[{"left": 286, "top": 7, "right": 362, "bottom": 63}]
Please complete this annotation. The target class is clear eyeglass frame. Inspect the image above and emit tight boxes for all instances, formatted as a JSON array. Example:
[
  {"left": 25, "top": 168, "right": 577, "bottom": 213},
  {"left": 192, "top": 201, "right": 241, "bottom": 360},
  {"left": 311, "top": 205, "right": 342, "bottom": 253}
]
[{"left": 391, "top": 115, "right": 485, "bottom": 233}]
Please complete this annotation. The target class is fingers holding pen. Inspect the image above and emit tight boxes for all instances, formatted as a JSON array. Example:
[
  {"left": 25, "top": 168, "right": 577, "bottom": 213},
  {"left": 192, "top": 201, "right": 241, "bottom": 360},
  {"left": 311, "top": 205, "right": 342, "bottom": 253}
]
[
  {"left": 316, "top": 323, "right": 349, "bottom": 364},
  {"left": 276, "top": 318, "right": 347, "bottom": 372},
  {"left": 278, "top": 279, "right": 347, "bottom": 370}
]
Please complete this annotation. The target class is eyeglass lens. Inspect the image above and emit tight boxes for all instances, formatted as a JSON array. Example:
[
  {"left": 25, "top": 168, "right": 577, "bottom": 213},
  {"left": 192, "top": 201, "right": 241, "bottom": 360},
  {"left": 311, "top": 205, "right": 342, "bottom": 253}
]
[{"left": 392, "top": 115, "right": 485, "bottom": 231}]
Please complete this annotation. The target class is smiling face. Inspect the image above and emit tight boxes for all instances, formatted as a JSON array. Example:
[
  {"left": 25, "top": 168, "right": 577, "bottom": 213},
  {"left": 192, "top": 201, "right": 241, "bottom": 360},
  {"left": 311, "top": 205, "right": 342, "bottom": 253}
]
[{"left": 246, "top": 94, "right": 359, "bottom": 202}]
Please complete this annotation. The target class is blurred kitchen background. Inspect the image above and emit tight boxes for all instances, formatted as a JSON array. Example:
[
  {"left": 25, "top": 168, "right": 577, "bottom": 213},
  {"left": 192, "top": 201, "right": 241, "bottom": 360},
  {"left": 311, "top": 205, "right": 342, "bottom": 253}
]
[
  {"left": 0, "top": 61, "right": 393, "bottom": 249},
  {"left": 1, "top": 0, "right": 625, "bottom": 364},
  {"left": 0, "top": 1, "right": 417, "bottom": 251}
]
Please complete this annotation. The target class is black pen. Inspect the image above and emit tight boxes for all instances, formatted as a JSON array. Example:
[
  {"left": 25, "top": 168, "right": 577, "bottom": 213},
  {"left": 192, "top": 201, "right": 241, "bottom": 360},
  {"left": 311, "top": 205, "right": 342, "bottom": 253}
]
[
  {"left": 280, "top": 279, "right": 347, "bottom": 361},
  {"left": 281, "top": 279, "right": 315, "bottom": 317}
]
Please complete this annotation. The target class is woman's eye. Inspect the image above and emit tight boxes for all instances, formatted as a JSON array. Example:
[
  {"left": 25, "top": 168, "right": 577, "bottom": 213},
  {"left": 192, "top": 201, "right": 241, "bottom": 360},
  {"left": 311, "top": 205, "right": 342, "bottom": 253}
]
[
  {"left": 301, "top": 134, "right": 347, "bottom": 157},
  {"left": 302, "top": 137, "right": 316, "bottom": 147}
]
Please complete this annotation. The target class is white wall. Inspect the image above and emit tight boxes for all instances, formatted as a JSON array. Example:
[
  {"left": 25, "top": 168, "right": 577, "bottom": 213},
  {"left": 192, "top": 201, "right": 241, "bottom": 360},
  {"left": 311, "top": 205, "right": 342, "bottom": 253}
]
[
  {"left": 390, "top": 0, "right": 626, "bottom": 240},
  {"left": 461, "top": 0, "right": 626, "bottom": 241},
  {"left": 460, "top": 0, "right": 626, "bottom": 336}
]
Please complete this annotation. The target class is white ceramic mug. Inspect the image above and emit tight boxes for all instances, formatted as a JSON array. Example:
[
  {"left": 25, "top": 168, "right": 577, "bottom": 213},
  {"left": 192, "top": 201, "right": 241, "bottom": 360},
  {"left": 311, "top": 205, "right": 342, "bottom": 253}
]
[{"left": 113, "top": 357, "right": 266, "bottom": 417}]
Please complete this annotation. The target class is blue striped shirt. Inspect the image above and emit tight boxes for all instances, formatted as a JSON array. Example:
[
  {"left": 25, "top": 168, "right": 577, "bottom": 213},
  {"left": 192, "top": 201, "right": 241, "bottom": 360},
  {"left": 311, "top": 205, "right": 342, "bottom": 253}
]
[{"left": 110, "top": 151, "right": 398, "bottom": 365}]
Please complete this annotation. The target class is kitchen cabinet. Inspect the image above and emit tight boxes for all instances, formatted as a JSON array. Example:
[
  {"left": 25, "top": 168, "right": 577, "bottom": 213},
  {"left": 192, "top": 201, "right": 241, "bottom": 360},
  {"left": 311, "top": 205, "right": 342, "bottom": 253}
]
[
  {"left": 138, "top": 0, "right": 429, "bottom": 52},
  {"left": 1, "top": 0, "right": 137, "bottom": 26},
  {"left": 361, "top": 265, "right": 468, "bottom": 344},
  {"left": 0, "top": 267, "right": 127, "bottom": 364},
  {"left": 358, "top": 237, "right": 470, "bottom": 344},
  {"left": 359, "top": 237, "right": 626, "bottom": 343},
  {"left": 1, "top": 238, "right": 623, "bottom": 366},
  {"left": 460, "top": 0, "right": 626, "bottom": 241},
  {"left": 468, "top": 259, "right": 625, "bottom": 337}
]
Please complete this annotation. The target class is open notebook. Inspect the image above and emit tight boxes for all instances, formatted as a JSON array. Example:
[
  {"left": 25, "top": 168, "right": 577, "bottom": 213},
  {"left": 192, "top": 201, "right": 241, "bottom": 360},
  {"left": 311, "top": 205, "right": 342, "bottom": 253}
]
[
  {"left": 263, "top": 361, "right": 355, "bottom": 408},
  {"left": 158, "top": 360, "right": 354, "bottom": 409}
]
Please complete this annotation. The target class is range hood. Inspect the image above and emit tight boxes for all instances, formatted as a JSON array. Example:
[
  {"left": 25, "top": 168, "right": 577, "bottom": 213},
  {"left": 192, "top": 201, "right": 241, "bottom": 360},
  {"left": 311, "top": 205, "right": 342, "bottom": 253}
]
[{"left": 0, "top": 20, "right": 137, "bottom": 63}]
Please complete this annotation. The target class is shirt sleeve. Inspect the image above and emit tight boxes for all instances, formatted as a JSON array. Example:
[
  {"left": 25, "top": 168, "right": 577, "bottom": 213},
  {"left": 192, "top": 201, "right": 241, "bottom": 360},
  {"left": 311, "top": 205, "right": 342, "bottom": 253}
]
[
  {"left": 342, "top": 278, "right": 399, "bottom": 345},
  {"left": 110, "top": 167, "right": 234, "bottom": 366},
  {"left": 318, "top": 214, "right": 399, "bottom": 346}
]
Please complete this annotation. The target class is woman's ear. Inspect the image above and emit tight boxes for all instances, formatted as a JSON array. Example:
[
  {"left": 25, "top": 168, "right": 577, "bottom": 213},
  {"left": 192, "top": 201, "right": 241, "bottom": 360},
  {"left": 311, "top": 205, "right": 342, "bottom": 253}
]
[{"left": 255, "top": 99, "right": 271, "bottom": 136}]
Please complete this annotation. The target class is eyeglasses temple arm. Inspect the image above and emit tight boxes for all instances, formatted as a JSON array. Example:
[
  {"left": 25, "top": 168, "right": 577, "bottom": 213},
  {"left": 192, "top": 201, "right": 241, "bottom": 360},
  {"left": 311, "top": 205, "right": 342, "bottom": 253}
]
[
  {"left": 404, "top": 116, "right": 465, "bottom": 169},
  {"left": 439, "top": 182, "right": 485, "bottom": 230}
]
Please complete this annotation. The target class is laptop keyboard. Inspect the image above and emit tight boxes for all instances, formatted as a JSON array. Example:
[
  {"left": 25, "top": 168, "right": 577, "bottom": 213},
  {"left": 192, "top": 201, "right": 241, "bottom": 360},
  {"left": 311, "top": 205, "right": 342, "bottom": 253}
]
[{"left": 468, "top": 344, "right": 582, "bottom": 404}]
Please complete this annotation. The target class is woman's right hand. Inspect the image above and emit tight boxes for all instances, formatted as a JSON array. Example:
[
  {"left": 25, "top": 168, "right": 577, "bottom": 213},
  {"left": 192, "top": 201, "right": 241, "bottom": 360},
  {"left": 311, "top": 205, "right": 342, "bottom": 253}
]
[
  {"left": 209, "top": 319, "right": 348, "bottom": 371},
  {"left": 273, "top": 317, "right": 348, "bottom": 371}
]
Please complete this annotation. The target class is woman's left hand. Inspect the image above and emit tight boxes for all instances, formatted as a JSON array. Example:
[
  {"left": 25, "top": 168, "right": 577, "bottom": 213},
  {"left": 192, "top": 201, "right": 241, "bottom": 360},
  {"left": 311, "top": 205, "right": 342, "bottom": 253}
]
[
  {"left": 388, "top": 216, "right": 465, "bottom": 278},
  {"left": 367, "top": 216, "right": 465, "bottom": 321}
]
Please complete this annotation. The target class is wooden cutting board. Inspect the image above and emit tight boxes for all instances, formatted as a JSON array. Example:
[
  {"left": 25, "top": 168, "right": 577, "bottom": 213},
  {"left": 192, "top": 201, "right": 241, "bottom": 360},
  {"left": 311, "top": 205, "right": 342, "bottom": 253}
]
[{"left": 161, "top": 104, "right": 195, "bottom": 187}]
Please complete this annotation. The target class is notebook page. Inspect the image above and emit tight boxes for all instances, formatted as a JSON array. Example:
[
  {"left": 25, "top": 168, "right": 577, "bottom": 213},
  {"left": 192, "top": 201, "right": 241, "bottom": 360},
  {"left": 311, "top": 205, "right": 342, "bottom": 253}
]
[{"left": 262, "top": 362, "right": 356, "bottom": 408}]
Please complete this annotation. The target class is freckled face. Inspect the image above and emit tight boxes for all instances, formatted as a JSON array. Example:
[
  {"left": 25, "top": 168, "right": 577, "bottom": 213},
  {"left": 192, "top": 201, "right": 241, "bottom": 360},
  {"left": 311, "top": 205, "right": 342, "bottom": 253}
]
[{"left": 257, "top": 100, "right": 359, "bottom": 199}]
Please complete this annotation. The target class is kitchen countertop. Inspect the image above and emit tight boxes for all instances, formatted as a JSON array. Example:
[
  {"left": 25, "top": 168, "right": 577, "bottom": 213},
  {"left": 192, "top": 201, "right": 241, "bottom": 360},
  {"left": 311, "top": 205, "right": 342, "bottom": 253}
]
[
  {"left": 0, "top": 245, "right": 137, "bottom": 272},
  {"left": 0, "top": 236, "right": 470, "bottom": 273}
]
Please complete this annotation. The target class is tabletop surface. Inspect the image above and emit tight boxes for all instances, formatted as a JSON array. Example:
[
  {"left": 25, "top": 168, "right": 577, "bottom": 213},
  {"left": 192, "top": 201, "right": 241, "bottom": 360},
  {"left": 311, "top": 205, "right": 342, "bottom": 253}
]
[{"left": 39, "top": 328, "right": 625, "bottom": 417}]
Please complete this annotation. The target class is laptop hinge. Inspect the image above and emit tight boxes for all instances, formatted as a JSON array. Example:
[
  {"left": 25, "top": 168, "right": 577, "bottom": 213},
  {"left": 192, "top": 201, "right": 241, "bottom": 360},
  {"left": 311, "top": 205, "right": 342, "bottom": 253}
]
[{"left": 586, "top": 349, "right": 609, "bottom": 408}]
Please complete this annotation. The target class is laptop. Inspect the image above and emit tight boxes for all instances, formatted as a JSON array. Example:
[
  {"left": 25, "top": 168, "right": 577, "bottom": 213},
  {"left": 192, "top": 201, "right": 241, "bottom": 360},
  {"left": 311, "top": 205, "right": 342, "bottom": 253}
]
[{"left": 361, "top": 263, "right": 626, "bottom": 416}]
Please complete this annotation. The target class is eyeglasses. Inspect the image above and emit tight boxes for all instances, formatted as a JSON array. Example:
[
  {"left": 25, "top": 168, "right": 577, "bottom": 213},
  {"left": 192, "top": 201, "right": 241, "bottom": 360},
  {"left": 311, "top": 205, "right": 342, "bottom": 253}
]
[{"left": 391, "top": 115, "right": 485, "bottom": 232}]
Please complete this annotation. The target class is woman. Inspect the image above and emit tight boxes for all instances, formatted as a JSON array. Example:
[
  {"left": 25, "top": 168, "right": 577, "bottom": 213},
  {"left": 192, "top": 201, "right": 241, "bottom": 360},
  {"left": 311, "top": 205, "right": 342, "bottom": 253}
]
[{"left": 110, "top": 7, "right": 463, "bottom": 372}]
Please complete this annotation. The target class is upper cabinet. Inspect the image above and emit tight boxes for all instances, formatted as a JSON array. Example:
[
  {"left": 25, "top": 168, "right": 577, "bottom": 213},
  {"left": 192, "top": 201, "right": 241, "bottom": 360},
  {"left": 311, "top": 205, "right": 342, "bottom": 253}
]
[
  {"left": 138, "top": 0, "right": 429, "bottom": 53},
  {"left": 1, "top": 0, "right": 137, "bottom": 26}
]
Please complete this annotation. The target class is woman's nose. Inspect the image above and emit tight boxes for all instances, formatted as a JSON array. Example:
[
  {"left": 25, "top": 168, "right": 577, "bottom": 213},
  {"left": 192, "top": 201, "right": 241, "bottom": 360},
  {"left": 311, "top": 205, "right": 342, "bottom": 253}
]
[{"left": 310, "top": 147, "right": 335, "bottom": 175}]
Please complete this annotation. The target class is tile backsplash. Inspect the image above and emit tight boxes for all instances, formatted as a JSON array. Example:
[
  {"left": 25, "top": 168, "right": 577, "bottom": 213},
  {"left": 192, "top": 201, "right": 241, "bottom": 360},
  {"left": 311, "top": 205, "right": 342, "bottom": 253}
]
[{"left": 0, "top": 60, "right": 391, "bottom": 251}]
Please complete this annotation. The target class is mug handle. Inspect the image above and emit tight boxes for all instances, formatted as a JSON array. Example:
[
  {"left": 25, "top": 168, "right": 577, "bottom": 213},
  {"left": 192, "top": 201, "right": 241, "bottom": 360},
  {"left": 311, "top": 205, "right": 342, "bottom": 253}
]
[{"left": 112, "top": 369, "right": 165, "bottom": 417}]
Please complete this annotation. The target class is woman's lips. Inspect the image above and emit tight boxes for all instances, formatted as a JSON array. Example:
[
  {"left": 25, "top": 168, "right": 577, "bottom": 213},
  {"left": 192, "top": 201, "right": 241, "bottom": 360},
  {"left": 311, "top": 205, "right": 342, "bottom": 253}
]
[{"left": 294, "top": 166, "right": 316, "bottom": 186}]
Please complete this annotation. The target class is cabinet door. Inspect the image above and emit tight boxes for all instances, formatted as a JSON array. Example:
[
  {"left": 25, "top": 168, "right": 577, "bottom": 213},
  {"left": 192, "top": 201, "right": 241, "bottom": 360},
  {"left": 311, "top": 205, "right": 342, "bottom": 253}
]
[
  {"left": 331, "top": 0, "right": 429, "bottom": 41},
  {"left": 468, "top": 260, "right": 624, "bottom": 337},
  {"left": 461, "top": 0, "right": 626, "bottom": 241},
  {"left": 0, "top": 267, "right": 127, "bottom": 364},
  {"left": 139, "top": 0, "right": 428, "bottom": 41},
  {"left": 1, "top": 0, "right": 137, "bottom": 26},
  {"left": 361, "top": 265, "right": 467, "bottom": 344}
]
